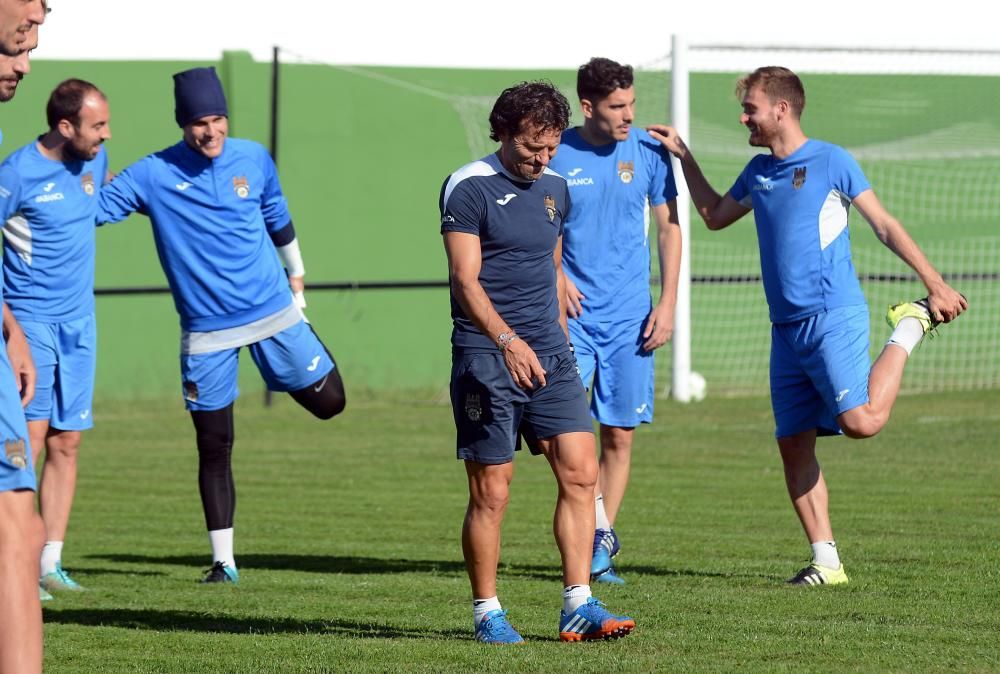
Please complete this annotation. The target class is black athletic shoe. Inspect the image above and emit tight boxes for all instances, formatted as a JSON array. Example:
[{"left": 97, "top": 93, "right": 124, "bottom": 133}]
[{"left": 200, "top": 561, "right": 239, "bottom": 584}]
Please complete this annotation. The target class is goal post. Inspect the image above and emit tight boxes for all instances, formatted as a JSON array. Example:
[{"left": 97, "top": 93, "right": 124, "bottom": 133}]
[
  {"left": 664, "top": 38, "right": 1000, "bottom": 397},
  {"left": 670, "top": 35, "right": 693, "bottom": 402}
]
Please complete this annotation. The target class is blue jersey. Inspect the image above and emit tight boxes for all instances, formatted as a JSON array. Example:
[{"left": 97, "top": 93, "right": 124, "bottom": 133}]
[
  {"left": 549, "top": 127, "right": 677, "bottom": 322},
  {"left": 730, "top": 139, "right": 870, "bottom": 323},
  {"left": 0, "top": 142, "right": 107, "bottom": 322},
  {"left": 440, "top": 153, "right": 570, "bottom": 355},
  {"left": 98, "top": 138, "right": 293, "bottom": 332}
]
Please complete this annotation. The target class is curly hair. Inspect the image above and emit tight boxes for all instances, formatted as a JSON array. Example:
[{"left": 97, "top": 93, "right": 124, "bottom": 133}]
[
  {"left": 736, "top": 66, "right": 806, "bottom": 118},
  {"left": 576, "top": 57, "right": 634, "bottom": 102},
  {"left": 488, "top": 80, "right": 571, "bottom": 142}
]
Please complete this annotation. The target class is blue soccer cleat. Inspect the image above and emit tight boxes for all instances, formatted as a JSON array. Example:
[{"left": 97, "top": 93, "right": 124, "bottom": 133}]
[
  {"left": 605, "top": 528, "right": 621, "bottom": 558},
  {"left": 591, "top": 528, "right": 623, "bottom": 580},
  {"left": 38, "top": 585, "right": 53, "bottom": 602},
  {"left": 201, "top": 561, "right": 239, "bottom": 584},
  {"left": 559, "top": 597, "right": 635, "bottom": 642},
  {"left": 591, "top": 546, "right": 612, "bottom": 577},
  {"left": 39, "top": 563, "right": 86, "bottom": 592},
  {"left": 593, "top": 567, "right": 626, "bottom": 585},
  {"left": 474, "top": 609, "right": 524, "bottom": 645}
]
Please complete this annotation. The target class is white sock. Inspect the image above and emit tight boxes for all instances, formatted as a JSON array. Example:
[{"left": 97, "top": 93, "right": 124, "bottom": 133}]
[
  {"left": 563, "top": 584, "right": 592, "bottom": 614},
  {"left": 811, "top": 541, "right": 841, "bottom": 569},
  {"left": 887, "top": 316, "right": 925, "bottom": 355},
  {"left": 208, "top": 528, "right": 236, "bottom": 568},
  {"left": 40, "top": 541, "right": 64, "bottom": 576},
  {"left": 472, "top": 596, "right": 502, "bottom": 625},
  {"left": 595, "top": 494, "right": 611, "bottom": 531}
]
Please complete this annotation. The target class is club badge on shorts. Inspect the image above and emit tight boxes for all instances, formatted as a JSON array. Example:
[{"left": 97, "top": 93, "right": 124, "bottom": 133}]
[
  {"left": 233, "top": 176, "right": 250, "bottom": 198},
  {"left": 81, "top": 172, "right": 96, "bottom": 196},
  {"left": 464, "top": 393, "right": 482, "bottom": 422},
  {"left": 4, "top": 439, "right": 27, "bottom": 469},
  {"left": 618, "top": 160, "right": 635, "bottom": 184},
  {"left": 544, "top": 195, "right": 556, "bottom": 222},
  {"left": 793, "top": 166, "right": 807, "bottom": 189}
]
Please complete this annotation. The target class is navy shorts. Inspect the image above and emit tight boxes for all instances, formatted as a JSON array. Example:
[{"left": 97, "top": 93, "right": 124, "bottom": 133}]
[{"left": 450, "top": 349, "right": 593, "bottom": 464}]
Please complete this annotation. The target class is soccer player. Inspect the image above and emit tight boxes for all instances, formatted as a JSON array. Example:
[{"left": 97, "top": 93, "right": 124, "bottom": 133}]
[
  {"left": 441, "top": 80, "right": 634, "bottom": 643},
  {"left": 0, "top": 79, "right": 111, "bottom": 598},
  {"left": 549, "top": 57, "right": 681, "bottom": 584},
  {"left": 98, "top": 67, "right": 346, "bottom": 584},
  {"left": 651, "top": 66, "right": 967, "bottom": 585},
  {"left": 0, "top": 19, "right": 45, "bottom": 674},
  {"left": 0, "top": 0, "right": 44, "bottom": 56}
]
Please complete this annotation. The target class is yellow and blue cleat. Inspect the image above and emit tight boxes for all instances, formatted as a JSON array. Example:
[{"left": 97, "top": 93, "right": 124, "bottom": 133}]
[
  {"left": 886, "top": 297, "right": 938, "bottom": 335},
  {"left": 786, "top": 562, "right": 849, "bottom": 586}
]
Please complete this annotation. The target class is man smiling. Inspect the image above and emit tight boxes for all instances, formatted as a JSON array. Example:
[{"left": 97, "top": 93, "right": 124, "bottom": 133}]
[{"left": 98, "top": 66, "right": 346, "bottom": 584}]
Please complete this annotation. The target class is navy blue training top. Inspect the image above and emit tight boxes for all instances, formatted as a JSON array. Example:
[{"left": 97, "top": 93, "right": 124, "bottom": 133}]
[{"left": 440, "top": 153, "right": 570, "bottom": 355}]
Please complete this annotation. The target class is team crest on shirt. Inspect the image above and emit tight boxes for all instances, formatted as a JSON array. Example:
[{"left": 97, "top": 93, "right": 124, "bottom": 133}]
[
  {"left": 618, "top": 160, "right": 635, "bottom": 184},
  {"left": 464, "top": 393, "right": 482, "bottom": 422},
  {"left": 543, "top": 195, "right": 557, "bottom": 222},
  {"left": 4, "top": 439, "right": 27, "bottom": 470},
  {"left": 80, "top": 172, "right": 96, "bottom": 196},
  {"left": 793, "top": 167, "right": 807, "bottom": 189},
  {"left": 233, "top": 176, "right": 250, "bottom": 198}
]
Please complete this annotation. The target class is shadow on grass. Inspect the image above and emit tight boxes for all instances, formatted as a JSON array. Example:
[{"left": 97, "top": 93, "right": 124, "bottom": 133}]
[
  {"left": 68, "top": 566, "right": 165, "bottom": 578},
  {"left": 43, "top": 608, "right": 468, "bottom": 639},
  {"left": 87, "top": 553, "right": 755, "bottom": 581},
  {"left": 88, "top": 553, "right": 468, "bottom": 575}
]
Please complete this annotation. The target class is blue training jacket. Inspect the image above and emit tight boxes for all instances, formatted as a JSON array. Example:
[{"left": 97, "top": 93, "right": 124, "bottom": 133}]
[{"left": 98, "top": 137, "right": 293, "bottom": 332}]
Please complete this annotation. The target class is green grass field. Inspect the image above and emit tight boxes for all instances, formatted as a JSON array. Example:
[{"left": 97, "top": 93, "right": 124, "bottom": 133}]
[{"left": 41, "top": 389, "right": 1000, "bottom": 672}]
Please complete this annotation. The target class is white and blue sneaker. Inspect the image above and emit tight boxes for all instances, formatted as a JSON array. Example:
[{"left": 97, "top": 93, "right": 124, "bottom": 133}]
[
  {"left": 474, "top": 609, "right": 524, "bottom": 645},
  {"left": 201, "top": 561, "right": 239, "bottom": 584},
  {"left": 559, "top": 597, "right": 635, "bottom": 642}
]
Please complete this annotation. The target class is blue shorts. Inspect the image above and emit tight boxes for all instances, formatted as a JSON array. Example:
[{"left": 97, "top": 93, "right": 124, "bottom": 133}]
[
  {"left": 570, "top": 316, "right": 654, "bottom": 427},
  {"left": 180, "top": 319, "right": 334, "bottom": 412},
  {"left": 21, "top": 314, "right": 96, "bottom": 431},
  {"left": 770, "top": 304, "right": 871, "bottom": 438},
  {"left": 0, "top": 344, "right": 35, "bottom": 493},
  {"left": 450, "top": 349, "right": 593, "bottom": 465}
]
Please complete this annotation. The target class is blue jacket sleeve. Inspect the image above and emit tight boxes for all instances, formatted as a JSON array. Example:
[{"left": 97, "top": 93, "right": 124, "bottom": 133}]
[
  {"left": 258, "top": 147, "right": 291, "bottom": 233},
  {"left": 97, "top": 161, "right": 148, "bottom": 225}
]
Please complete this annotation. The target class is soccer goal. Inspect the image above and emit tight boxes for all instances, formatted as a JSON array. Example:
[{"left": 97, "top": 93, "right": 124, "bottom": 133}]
[{"left": 662, "top": 38, "right": 1000, "bottom": 399}]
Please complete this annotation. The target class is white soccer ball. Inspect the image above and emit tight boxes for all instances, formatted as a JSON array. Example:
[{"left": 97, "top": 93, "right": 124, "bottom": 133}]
[{"left": 688, "top": 371, "right": 707, "bottom": 402}]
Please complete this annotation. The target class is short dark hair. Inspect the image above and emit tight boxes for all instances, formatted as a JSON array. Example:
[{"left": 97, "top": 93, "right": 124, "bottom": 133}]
[
  {"left": 577, "top": 57, "right": 634, "bottom": 102},
  {"left": 488, "top": 81, "right": 570, "bottom": 142},
  {"left": 46, "top": 79, "right": 105, "bottom": 130},
  {"left": 736, "top": 66, "right": 806, "bottom": 118}
]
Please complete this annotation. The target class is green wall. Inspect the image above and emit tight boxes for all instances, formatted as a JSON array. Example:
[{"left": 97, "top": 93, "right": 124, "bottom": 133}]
[{"left": 1, "top": 57, "right": 997, "bottom": 400}]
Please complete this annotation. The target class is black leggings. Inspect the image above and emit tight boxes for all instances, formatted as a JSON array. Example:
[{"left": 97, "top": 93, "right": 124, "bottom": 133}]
[
  {"left": 191, "top": 404, "right": 236, "bottom": 531},
  {"left": 189, "top": 348, "right": 346, "bottom": 530}
]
